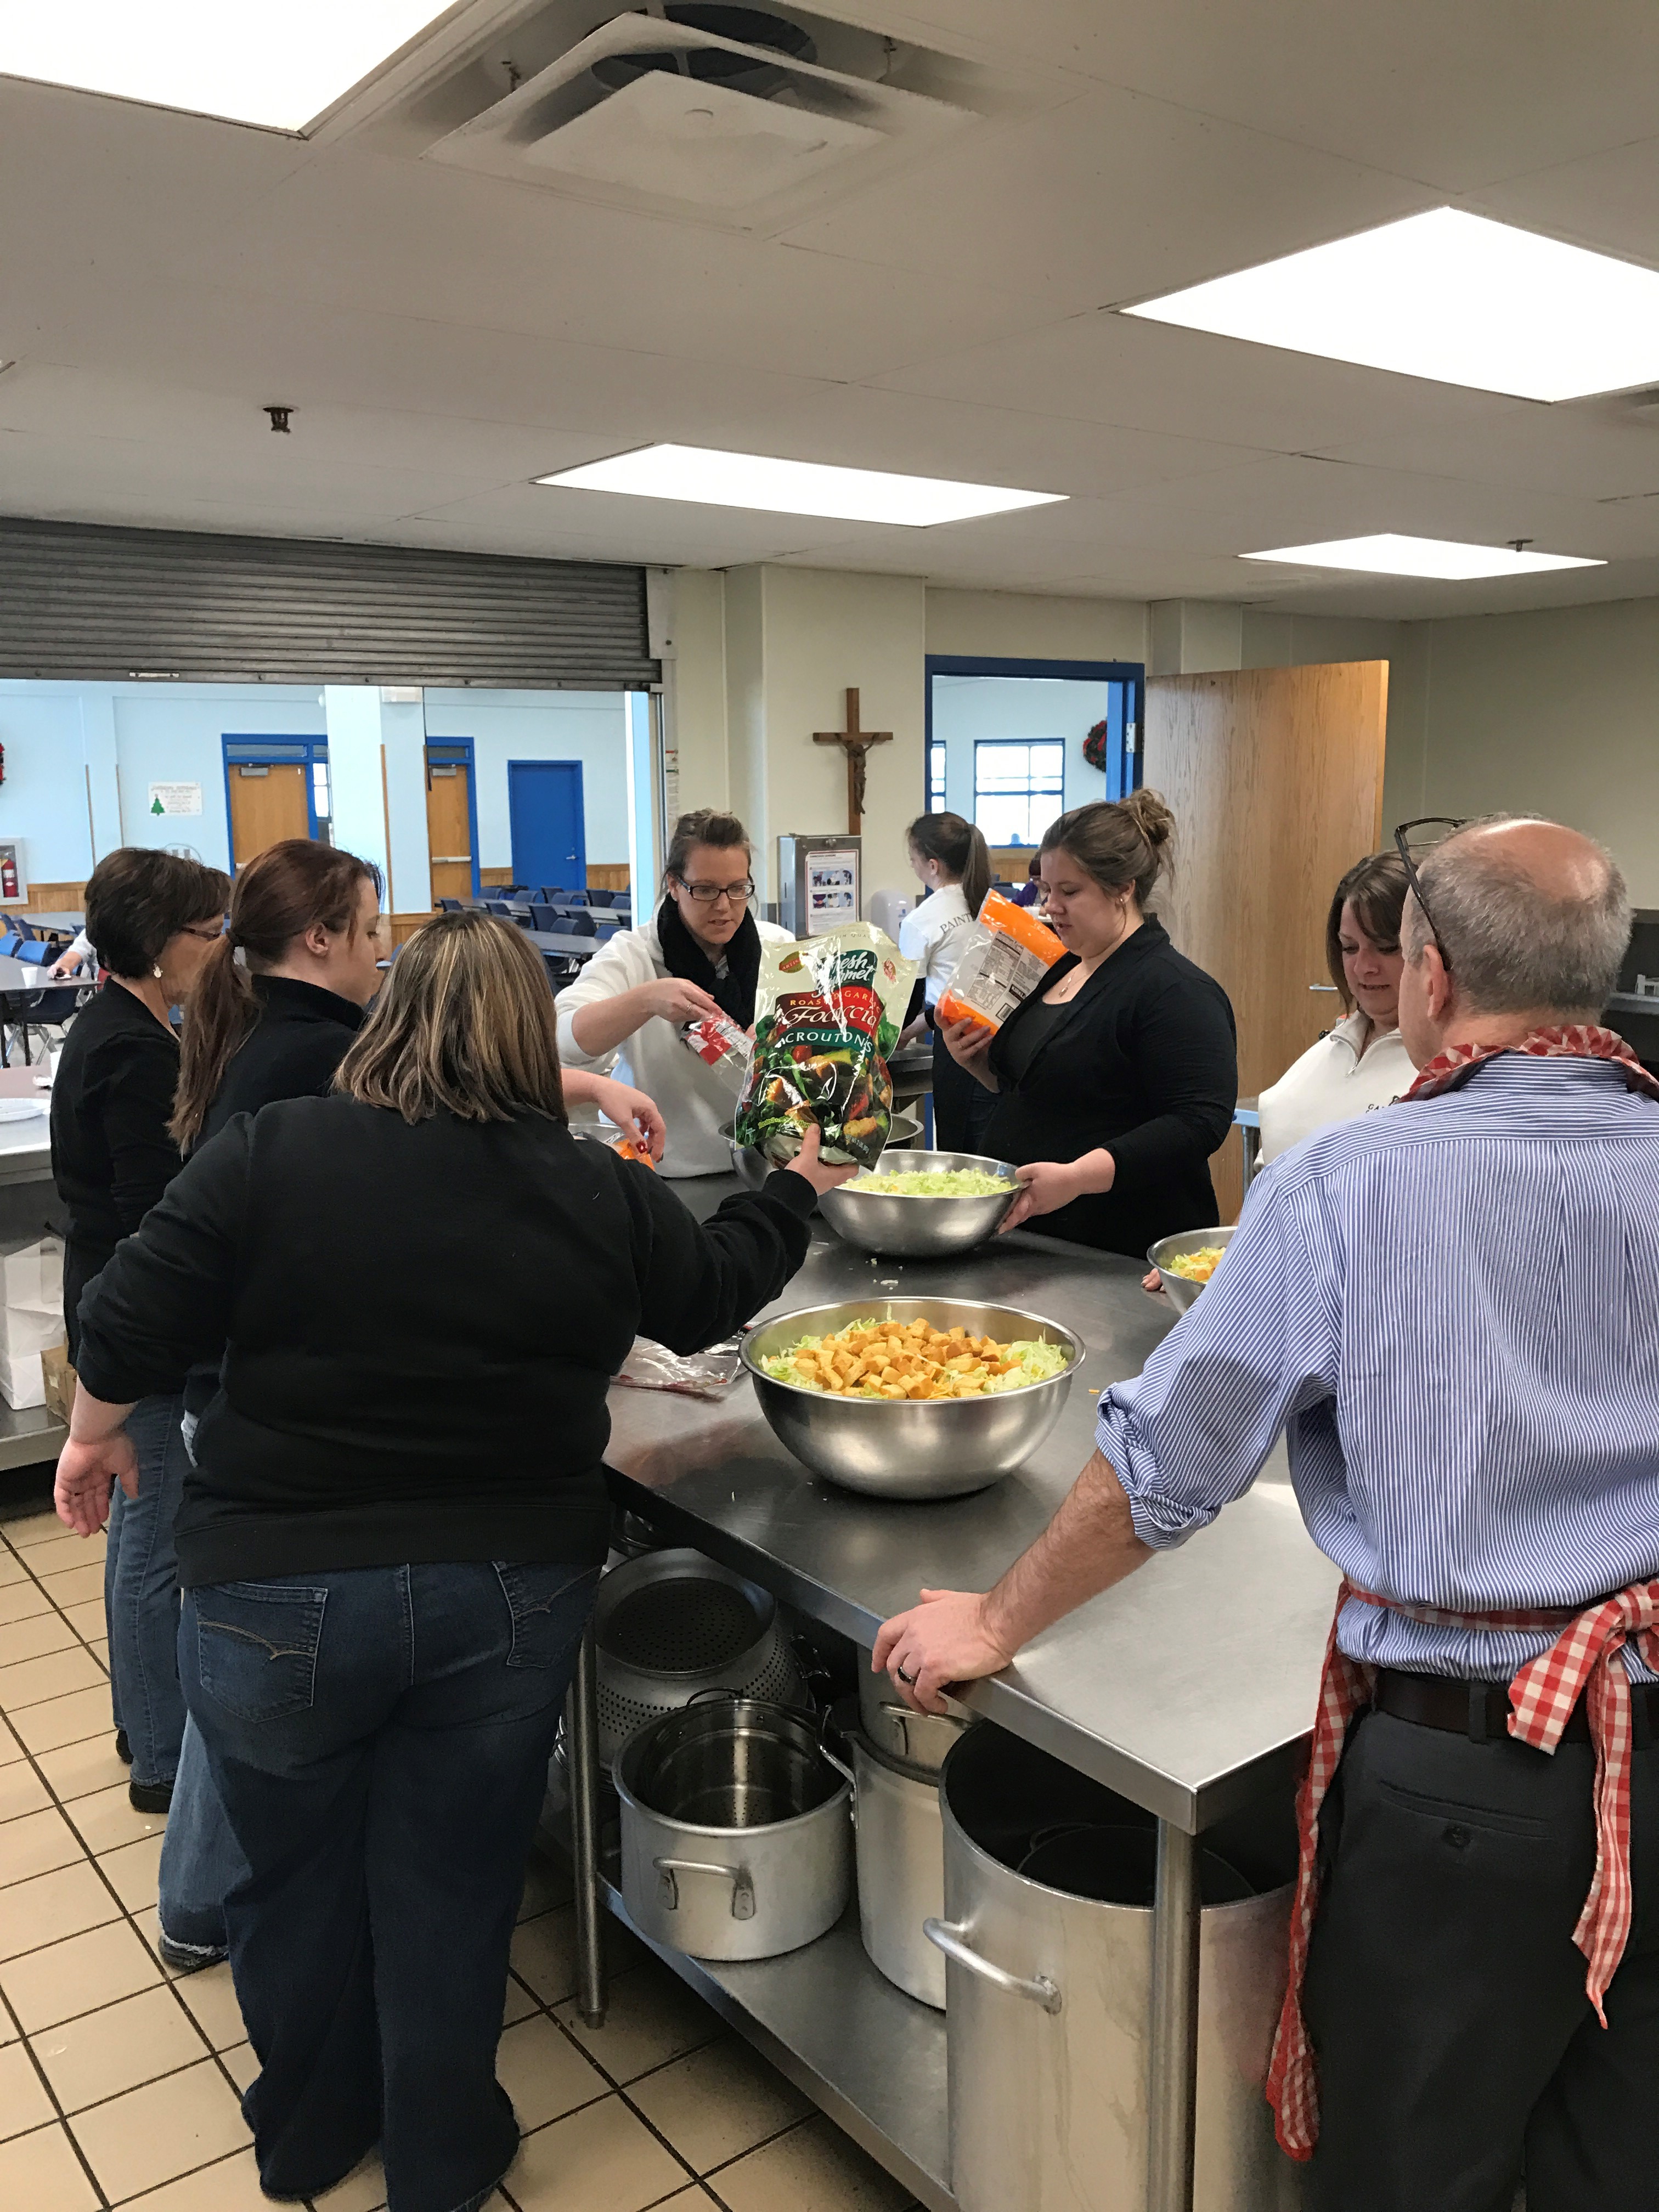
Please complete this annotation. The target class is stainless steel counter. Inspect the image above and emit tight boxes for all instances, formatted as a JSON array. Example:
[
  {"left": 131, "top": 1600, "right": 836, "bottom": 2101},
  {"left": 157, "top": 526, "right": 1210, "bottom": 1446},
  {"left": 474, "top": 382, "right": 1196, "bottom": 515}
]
[{"left": 607, "top": 1177, "right": 1337, "bottom": 1832}]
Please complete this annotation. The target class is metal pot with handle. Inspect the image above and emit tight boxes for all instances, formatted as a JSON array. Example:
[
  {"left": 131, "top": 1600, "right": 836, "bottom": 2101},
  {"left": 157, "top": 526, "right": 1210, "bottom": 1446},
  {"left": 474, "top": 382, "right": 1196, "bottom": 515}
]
[
  {"left": 616, "top": 1695, "right": 851, "bottom": 1962},
  {"left": 857, "top": 1661, "right": 968, "bottom": 1774},
  {"left": 828, "top": 1698, "right": 951, "bottom": 2010},
  {"left": 929, "top": 1724, "right": 1301, "bottom": 2212}
]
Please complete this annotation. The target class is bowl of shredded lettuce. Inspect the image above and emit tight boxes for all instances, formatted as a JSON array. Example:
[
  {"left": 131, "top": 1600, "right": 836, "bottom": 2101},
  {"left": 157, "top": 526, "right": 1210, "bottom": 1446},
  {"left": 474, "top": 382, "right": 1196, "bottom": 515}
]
[
  {"left": 742, "top": 1296, "right": 1082, "bottom": 1498},
  {"left": 819, "top": 1148, "right": 1021, "bottom": 1257}
]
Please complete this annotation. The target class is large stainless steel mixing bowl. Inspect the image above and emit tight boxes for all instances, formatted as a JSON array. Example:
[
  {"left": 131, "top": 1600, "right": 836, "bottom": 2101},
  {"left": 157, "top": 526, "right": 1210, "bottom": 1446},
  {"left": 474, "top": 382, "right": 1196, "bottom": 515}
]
[
  {"left": 1147, "top": 1224, "right": 1237, "bottom": 1315},
  {"left": 819, "top": 1149, "right": 1019, "bottom": 1258},
  {"left": 725, "top": 1110, "right": 922, "bottom": 1193},
  {"left": 741, "top": 1295, "right": 1082, "bottom": 1500}
]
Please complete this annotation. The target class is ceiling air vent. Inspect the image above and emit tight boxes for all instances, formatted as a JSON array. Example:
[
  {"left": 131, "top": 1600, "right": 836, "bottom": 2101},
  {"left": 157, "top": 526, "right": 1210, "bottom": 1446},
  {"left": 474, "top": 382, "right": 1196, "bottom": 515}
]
[{"left": 315, "top": 0, "right": 1053, "bottom": 233}]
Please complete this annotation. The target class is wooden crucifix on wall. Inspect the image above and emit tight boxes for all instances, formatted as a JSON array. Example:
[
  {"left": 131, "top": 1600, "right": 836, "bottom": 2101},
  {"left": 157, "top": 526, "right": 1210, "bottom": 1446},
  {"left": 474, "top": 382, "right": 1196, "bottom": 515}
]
[{"left": 814, "top": 688, "right": 893, "bottom": 834}]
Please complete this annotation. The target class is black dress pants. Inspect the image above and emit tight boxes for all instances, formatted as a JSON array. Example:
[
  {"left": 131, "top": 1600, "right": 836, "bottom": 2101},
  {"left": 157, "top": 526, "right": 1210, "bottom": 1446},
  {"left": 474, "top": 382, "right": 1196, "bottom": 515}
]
[{"left": 1302, "top": 1707, "right": 1659, "bottom": 2212}]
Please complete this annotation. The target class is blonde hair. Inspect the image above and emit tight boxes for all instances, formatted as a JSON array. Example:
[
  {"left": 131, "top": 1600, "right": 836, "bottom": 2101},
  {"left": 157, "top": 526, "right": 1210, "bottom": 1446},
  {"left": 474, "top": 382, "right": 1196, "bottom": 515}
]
[{"left": 335, "top": 913, "right": 566, "bottom": 1125}]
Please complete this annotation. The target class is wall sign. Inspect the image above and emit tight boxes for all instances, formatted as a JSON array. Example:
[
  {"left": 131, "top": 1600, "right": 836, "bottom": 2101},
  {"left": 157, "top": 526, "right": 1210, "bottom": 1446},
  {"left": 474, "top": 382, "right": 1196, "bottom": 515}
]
[{"left": 148, "top": 782, "right": 203, "bottom": 817}]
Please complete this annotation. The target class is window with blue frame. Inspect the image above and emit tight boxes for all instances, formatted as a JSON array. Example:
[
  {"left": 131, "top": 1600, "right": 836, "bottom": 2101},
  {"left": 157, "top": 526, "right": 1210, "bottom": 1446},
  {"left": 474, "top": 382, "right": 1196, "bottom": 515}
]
[{"left": 973, "top": 741, "right": 1065, "bottom": 847}]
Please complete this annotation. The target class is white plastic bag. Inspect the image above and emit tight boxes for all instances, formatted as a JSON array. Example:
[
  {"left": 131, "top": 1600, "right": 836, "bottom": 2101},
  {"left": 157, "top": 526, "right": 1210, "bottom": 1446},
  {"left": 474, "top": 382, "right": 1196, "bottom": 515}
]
[{"left": 0, "top": 1236, "right": 64, "bottom": 1408}]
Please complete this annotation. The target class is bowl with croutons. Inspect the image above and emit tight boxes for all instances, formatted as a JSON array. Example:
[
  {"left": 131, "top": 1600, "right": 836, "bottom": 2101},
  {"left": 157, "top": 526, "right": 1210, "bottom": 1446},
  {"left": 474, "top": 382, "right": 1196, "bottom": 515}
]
[{"left": 741, "top": 1297, "right": 1082, "bottom": 1499}]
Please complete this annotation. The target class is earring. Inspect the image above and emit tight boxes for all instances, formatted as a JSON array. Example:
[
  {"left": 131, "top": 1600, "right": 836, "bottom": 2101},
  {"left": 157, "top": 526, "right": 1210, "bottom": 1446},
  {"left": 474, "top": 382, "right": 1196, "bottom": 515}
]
[{"left": 153, "top": 964, "right": 163, "bottom": 979}]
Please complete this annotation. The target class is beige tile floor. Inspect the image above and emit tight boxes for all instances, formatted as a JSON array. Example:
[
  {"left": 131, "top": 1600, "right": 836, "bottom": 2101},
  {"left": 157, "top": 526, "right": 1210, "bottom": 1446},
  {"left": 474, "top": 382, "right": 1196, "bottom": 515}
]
[{"left": 0, "top": 1505, "right": 922, "bottom": 2212}]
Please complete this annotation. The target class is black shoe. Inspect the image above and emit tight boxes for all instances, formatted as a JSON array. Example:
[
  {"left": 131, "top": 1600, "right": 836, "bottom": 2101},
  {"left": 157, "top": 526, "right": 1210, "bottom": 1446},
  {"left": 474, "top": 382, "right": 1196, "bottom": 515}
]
[
  {"left": 157, "top": 1933, "right": 228, "bottom": 1975},
  {"left": 115, "top": 1728, "right": 132, "bottom": 1765},
  {"left": 129, "top": 1778, "right": 173, "bottom": 1814}
]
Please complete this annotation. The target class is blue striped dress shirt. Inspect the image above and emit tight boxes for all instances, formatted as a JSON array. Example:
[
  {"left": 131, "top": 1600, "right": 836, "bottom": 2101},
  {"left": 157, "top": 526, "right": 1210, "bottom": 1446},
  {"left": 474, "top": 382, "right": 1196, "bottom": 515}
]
[{"left": 1098, "top": 1054, "right": 1659, "bottom": 1683}]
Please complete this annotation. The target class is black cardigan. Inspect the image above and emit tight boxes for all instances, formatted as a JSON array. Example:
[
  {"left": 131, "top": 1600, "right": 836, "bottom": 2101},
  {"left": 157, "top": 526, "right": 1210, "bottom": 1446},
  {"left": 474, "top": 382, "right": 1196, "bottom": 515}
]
[
  {"left": 200, "top": 974, "right": 364, "bottom": 1144},
  {"left": 49, "top": 983, "right": 182, "bottom": 1361},
  {"left": 74, "top": 1096, "right": 816, "bottom": 1587},
  {"left": 985, "top": 916, "right": 1237, "bottom": 1257}
]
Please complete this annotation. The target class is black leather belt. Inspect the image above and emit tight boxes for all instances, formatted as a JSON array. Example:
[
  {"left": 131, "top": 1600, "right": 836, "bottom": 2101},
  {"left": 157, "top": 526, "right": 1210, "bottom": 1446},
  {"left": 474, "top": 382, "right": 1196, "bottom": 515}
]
[{"left": 1373, "top": 1666, "right": 1659, "bottom": 1746}]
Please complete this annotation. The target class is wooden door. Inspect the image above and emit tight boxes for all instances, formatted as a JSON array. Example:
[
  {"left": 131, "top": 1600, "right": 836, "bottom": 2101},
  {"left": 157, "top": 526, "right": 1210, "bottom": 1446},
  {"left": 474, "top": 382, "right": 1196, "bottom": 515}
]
[
  {"left": 228, "top": 764, "right": 309, "bottom": 866},
  {"left": 1146, "top": 662, "right": 1389, "bottom": 1221},
  {"left": 426, "top": 760, "right": 473, "bottom": 905}
]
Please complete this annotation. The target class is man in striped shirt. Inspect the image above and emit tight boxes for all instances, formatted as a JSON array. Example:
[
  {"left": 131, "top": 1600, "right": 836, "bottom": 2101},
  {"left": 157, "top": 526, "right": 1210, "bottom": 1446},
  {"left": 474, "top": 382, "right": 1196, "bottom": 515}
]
[{"left": 877, "top": 816, "right": 1659, "bottom": 2210}]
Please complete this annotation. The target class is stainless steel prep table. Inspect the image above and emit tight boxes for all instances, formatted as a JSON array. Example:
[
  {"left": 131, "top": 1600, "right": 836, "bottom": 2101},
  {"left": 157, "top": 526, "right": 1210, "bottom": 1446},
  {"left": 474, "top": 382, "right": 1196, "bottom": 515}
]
[{"left": 571, "top": 1177, "right": 1338, "bottom": 2212}]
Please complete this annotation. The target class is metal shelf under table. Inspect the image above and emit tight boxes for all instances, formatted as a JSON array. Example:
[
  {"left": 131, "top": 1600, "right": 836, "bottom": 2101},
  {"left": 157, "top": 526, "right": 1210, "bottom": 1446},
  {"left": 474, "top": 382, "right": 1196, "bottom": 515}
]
[{"left": 601, "top": 1874, "right": 955, "bottom": 2212}]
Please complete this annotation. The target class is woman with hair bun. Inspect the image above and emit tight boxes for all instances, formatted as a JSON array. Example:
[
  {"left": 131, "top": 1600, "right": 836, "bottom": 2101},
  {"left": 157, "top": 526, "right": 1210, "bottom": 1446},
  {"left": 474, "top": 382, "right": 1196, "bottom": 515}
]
[
  {"left": 556, "top": 808, "right": 792, "bottom": 1176},
  {"left": 900, "top": 811, "right": 996, "bottom": 1154},
  {"left": 941, "top": 789, "right": 1237, "bottom": 1256}
]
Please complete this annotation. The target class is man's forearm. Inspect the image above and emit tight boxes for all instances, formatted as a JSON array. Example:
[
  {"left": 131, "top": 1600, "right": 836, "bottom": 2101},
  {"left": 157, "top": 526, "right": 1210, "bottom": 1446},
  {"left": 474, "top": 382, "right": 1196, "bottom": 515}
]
[{"left": 981, "top": 1449, "right": 1153, "bottom": 1654}]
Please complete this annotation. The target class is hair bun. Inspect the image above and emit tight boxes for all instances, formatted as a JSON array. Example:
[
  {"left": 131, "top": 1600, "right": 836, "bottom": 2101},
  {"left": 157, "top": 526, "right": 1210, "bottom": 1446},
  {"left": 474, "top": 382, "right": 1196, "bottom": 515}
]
[{"left": 1121, "top": 787, "right": 1176, "bottom": 851}]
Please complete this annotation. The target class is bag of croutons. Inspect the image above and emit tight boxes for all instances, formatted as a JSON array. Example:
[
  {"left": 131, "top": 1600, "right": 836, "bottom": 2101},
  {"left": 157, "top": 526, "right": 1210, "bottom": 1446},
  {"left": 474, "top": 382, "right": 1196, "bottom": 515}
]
[{"left": 734, "top": 924, "right": 916, "bottom": 1168}]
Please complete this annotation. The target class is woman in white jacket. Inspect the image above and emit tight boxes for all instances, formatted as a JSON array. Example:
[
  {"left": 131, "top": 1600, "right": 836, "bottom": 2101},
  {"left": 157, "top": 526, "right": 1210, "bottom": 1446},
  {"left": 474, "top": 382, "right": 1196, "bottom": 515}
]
[
  {"left": 898, "top": 812, "right": 995, "bottom": 1155},
  {"left": 1256, "top": 850, "right": 1415, "bottom": 1163},
  {"left": 556, "top": 810, "right": 791, "bottom": 1178}
]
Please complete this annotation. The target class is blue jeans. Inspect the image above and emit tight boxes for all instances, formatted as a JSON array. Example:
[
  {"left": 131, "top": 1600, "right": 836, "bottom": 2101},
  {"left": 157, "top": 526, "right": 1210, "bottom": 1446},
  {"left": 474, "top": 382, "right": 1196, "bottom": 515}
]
[
  {"left": 156, "top": 1714, "right": 244, "bottom": 1959},
  {"left": 179, "top": 1560, "right": 599, "bottom": 2212},
  {"left": 103, "top": 1394, "right": 190, "bottom": 1787}
]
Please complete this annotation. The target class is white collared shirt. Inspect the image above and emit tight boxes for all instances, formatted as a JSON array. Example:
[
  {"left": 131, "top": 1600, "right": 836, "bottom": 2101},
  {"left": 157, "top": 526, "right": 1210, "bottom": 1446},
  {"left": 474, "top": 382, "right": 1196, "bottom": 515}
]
[{"left": 1257, "top": 1009, "right": 1415, "bottom": 1164}]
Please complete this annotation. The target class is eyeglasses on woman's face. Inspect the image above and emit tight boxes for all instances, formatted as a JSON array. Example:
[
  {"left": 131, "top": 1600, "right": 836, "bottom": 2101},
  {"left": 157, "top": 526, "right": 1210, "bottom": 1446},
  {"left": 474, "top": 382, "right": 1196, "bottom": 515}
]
[
  {"left": 180, "top": 921, "right": 225, "bottom": 944},
  {"left": 673, "top": 876, "right": 754, "bottom": 907},
  {"left": 1392, "top": 818, "right": 1468, "bottom": 969}
]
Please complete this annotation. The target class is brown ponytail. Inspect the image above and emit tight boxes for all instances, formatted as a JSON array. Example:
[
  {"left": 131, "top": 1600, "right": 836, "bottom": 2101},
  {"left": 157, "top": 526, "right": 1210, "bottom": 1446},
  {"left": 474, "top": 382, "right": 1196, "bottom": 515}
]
[
  {"left": 906, "top": 812, "right": 991, "bottom": 921},
  {"left": 172, "top": 839, "right": 382, "bottom": 1149},
  {"left": 1039, "top": 789, "right": 1176, "bottom": 909}
]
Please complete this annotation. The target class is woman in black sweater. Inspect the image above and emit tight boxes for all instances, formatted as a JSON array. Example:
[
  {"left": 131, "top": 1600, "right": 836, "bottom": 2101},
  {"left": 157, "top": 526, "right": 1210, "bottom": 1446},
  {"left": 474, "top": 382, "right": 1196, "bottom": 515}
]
[
  {"left": 157, "top": 843, "right": 670, "bottom": 1970},
  {"left": 49, "top": 847, "right": 229, "bottom": 1809},
  {"left": 54, "top": 913, "right": 849, "bottom": 2212},
  {"left": 943, "top": 792, "right": 1237, "bottom": 1257}
]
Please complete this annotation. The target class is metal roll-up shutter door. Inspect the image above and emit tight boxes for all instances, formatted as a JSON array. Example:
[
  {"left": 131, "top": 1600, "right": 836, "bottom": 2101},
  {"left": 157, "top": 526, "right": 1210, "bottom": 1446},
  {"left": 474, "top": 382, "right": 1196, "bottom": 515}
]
[{"left": 0, "top": 517, "right": 658, "bottom": 689}]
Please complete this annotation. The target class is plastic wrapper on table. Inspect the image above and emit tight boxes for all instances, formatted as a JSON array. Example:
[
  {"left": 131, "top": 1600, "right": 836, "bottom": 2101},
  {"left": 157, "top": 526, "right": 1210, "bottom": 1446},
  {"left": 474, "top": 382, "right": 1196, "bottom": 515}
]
[{"left": 613, "top": 1336, "right": 744, "bottom": 1397}]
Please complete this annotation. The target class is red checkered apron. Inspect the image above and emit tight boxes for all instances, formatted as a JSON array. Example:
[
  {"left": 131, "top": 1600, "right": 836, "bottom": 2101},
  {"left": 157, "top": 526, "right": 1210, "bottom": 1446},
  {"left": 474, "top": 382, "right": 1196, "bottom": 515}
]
[{"left": 1266, "top": 1025, "right": 1659, "bottom": 2161}]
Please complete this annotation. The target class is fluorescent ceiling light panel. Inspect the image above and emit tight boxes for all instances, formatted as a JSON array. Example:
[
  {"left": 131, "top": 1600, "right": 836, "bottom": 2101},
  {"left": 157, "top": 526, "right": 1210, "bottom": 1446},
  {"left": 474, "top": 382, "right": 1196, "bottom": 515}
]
[
  {"left": 0, "top": 2, "right": 455, "bottom": 131},
  {"left": 537, "top": 445, "right": 1066, "bottom": 527},
  {"left": 1240, "top": 534, "right": 1605, "bottom": 580},
  {"left": 1124, "top": 208, "right": 1659, "bottom": 402}
]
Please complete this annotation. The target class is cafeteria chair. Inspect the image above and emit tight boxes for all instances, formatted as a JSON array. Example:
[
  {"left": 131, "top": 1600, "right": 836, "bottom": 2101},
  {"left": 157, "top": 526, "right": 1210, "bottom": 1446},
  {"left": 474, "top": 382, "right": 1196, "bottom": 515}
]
[
  {"left": 14, "top": 940, "right": 54, "bottom": 966},
  {"left": 537, "top": 887, "right": 570, "bottom": 903},
  {"left": 0, "top": 933, "right": 20, "bottom": 957},
  {"left": 565, "top": 890, "right": 591, "bottom": 906},
  {"left": 528, "top": 905, "right": 565, "bottom": 935},
  {"left": 588, "top": 889, "right": 617, "bottom": 908},
  {"left": 437, "top": 898, "right": 464, "bottom": 913},
  {"left": 485, "top": 902, "right": 514, "bottom": 919}
]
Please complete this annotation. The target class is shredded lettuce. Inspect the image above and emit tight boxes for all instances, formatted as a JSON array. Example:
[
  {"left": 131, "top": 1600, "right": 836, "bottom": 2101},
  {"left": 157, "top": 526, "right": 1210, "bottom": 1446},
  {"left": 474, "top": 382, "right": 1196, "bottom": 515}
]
[{"left": 846, "top": 1167, "right": 1012, "bottom": 1198}]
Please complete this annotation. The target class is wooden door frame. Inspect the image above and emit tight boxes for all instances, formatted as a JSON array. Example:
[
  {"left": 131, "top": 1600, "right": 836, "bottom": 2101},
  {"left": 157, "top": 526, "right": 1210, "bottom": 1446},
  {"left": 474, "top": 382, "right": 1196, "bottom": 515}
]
[
  {"left": 507, "top": 757, "right": 587, "bottom": 893},
  {"left": 923, "top": 656, "right": 1146, "bottom": 821},
  {"left": 424, "top": 738, "right": 481, "bottom": 900},
  {"left": 221, "top": 735, "right": 328, "bottom": 870}
]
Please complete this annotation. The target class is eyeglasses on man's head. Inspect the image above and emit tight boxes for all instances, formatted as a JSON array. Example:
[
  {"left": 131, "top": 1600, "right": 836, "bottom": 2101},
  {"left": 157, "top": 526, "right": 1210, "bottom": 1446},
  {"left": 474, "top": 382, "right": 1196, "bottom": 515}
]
[{"left": 1392, "top": 817, "right": 1469, "bottom": 968}]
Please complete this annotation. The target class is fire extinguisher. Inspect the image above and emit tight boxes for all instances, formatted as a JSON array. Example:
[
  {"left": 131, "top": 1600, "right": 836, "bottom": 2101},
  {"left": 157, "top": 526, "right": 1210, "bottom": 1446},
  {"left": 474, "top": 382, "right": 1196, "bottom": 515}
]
[{"left": 0, "top": 852, "right": 16, "bottom": 901}]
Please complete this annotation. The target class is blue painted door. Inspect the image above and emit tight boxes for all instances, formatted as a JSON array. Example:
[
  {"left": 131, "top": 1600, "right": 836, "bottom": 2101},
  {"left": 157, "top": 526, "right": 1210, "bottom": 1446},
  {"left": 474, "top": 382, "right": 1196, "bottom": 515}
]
[{"left": 509, "top": 760, "right": 586, "bottom": 891}]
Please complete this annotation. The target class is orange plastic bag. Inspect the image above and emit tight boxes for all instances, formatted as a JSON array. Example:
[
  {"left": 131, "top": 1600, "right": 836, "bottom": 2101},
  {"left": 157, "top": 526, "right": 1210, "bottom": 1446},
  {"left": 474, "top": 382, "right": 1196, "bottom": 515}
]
[
  {"left": 937, "top": 890, "right": 1065, "bottom": 1037},
  {"left": 610, "top": 1136, "right": 657, "bottom": 1171}
]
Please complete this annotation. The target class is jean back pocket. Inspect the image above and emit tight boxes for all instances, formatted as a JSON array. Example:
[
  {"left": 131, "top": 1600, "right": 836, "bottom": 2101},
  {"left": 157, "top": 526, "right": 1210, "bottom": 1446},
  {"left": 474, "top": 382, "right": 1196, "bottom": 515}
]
[
  {"left": 494, "top": 1564, "right": 597, "bottom": 1670},
  {"left": 194, "top": 1581, "right": 327, "bottom": 1722}
]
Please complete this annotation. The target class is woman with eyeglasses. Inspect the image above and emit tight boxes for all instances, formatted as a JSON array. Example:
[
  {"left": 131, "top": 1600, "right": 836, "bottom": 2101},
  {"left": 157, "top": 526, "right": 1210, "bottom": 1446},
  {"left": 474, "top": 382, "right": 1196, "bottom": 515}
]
[
  {"left": 49, "top": 846, "right": 230, "bottom": 1812},
  {"left": 556, "top": 809, "right": 792, "bottom": 1176},
  {"left": 1256, "top": 851, "right": 1416, "bottom": 1164}
]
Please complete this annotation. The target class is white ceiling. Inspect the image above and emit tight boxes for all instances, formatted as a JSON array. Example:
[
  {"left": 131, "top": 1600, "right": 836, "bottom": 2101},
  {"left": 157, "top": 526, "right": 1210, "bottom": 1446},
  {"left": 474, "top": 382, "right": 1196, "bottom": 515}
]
[{"left": 6, "top": 0, "right": 1659, "bottom": 618}]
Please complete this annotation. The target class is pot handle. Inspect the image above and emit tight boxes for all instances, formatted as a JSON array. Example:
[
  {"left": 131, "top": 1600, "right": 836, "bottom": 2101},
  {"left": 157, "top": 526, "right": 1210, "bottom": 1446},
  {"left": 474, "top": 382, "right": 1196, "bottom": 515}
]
[
  {"left": 654, "top": 1857, "right": 756, "bottom": 1921},
  {"left": 922, "top": 1919, "right": 1062, "bottom": 2015}
]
